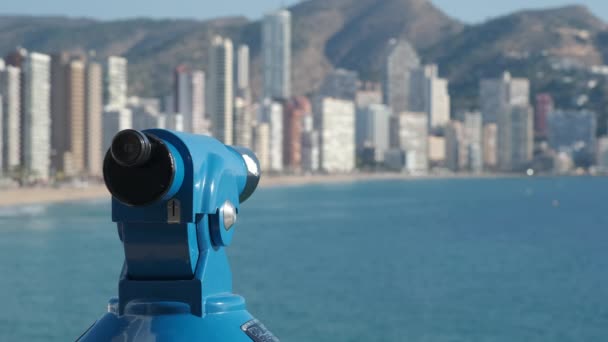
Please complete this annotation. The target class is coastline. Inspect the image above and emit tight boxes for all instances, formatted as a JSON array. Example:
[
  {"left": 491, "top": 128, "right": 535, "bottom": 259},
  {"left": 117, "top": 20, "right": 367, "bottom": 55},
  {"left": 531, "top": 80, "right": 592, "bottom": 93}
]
[{"left": 0, "top": 173, "right": 512, "bottom": 208}]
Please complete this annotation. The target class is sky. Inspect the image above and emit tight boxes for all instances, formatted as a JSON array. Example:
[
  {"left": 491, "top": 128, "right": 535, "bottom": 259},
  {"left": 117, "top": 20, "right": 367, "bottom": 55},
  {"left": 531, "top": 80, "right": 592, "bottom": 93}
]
[{"left": 1, "top": 0, "right": 607, "bottom": 23}]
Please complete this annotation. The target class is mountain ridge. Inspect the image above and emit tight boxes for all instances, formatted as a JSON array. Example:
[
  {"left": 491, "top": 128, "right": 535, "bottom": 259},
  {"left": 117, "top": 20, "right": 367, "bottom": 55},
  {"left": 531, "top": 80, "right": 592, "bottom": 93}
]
[{"left": 0, "top": 1, "right": 605, "bottom": 114}]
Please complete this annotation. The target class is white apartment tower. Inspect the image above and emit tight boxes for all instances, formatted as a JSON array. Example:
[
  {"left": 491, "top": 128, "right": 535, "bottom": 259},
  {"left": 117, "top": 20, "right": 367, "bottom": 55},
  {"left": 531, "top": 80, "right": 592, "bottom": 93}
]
[
  {"left": 316, "top": 98, "right": 356, "bottom": 173},
  {"left": 262, "top": 9, "right": 292, "bottom": 99},
  {"left": 208, "top": 36, "right": 234, "bottom": 145},
  {"left": 106, "top": 56, "right": 128, "bottom": 108},
  {"left": 23, "top": 52, "right": 52, "bottom": 181},
  {"left": 0, "top": 64, "right": 21, "bottom": 173}
]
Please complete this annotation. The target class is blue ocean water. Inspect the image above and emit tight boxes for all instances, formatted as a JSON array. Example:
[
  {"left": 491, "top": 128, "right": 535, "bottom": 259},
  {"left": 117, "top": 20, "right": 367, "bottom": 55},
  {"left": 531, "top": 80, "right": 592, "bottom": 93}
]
[{"left": 0, "top": 177, "right": 607, "bottom": 341}]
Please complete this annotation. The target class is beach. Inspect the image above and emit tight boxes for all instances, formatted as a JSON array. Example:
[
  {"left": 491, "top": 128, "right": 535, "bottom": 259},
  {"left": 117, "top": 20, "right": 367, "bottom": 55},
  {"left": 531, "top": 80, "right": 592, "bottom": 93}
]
[{"left": 0, "top": 173, "right": 507, "bottom": 207}]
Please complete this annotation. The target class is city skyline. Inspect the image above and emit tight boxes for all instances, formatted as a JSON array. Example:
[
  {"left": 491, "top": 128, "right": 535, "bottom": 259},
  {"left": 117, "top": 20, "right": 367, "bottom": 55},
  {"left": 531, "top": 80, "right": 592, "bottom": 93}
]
[
  {"left": 1, "top": 4, "right": 607, "bottom": 186},
  {"left": 1, "top": 0, "right": 607, "bottom": 24}
]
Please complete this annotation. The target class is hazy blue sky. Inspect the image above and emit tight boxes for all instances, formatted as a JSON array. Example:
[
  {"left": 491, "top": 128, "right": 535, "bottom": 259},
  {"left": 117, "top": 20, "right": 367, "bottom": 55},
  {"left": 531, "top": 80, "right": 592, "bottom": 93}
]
[{"left": 1, "top": 0, "right": 606, "bottom": 23}]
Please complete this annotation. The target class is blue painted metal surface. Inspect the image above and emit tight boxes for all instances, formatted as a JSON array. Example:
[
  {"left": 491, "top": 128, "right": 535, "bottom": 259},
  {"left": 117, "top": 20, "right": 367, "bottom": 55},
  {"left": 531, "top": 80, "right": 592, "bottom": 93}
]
[{"left": 79, "top": 130, "right": 276, "bottom": 341}]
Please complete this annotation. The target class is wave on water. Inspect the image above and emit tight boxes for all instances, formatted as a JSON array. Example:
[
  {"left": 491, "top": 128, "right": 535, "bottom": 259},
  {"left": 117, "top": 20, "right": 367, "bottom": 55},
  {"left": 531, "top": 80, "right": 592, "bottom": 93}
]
[{"left": 0, "top": 204, "right": 47, "bottom": 217}]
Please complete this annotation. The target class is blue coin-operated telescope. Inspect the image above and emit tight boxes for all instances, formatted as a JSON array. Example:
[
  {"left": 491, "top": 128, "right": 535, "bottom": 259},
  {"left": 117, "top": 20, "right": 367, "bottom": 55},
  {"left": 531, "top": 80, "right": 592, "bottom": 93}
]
[{"left": 78, "top": 129, "right": 278, "bottom": 341}]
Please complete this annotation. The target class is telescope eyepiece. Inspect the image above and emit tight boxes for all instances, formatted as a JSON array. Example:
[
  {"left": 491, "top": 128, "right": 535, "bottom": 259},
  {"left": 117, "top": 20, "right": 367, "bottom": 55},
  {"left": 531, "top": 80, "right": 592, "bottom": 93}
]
[{"left": 111, "top": 129, "right": 152, "bottom": 168}]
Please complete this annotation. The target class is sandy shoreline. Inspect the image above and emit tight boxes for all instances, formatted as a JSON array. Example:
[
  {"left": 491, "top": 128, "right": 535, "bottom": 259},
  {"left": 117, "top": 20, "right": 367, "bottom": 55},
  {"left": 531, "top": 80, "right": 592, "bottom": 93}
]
[{"left": 0, "top": 173, "right": 509, "bottom": 207}]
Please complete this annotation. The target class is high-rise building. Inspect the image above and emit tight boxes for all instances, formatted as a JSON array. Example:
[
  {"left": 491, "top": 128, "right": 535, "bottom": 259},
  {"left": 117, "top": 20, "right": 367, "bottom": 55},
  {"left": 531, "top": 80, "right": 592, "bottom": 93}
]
[
  {"left": 596, "top": 137, "right": 608, "bottom": 174},
  {"left": 0, "top": 64, "right": 21, "bottom": 173},
  {"left": 464, "top": 111, "right": 483, "bottom": 173},
  {"left": 445, "top": 120, "right": 467, "bottom": 172},
  {"left": 50, "top": 52, "right": 69, "bottom": 175},
  {"left": 397, "top": 112, "right": 428, "bottom": 173},
  {"left": 383, "top": 39, "right": 420, "bottom": 114},
  {"left": 262, "top": 9, "right": 291, "bottom": 99},
  {"left": 253, "top": 122, "right": 270, "bottom": 172},
  {"left": 103, "top": 107, "right": 132, "bottom": 151},
  {"left": 259, "top": 99, "right": 283, "bottom": 172},
  {"left": 428, "top": 136, "right": 446, "bottom": 165},
  {"left": 356, "top": 104, "right": 391, "bottom": 164},
  {"left": 547, "top": 109, "right": 597, "bottom": 165},
  {"left": 105, "top": 56, "right": 127, "bottom": 108},
  {"left": 301, "top": 115, "right": 319, "bottom": 173},
  {"left": 208, "top": 36, "right": 234, "bottom": 144},
  {"left": 22, "top": 52, "right": 51, "bottom": 182},
  {"left": 283, "top": 96, "right": 311, "bottom": 171},
  {"left": 355, "top": 83, "right": 383, "bottom": 108},
  {"left": 66, "top": 60, "right": 86, "bottom": 175},
  {"left": 535, "top": 93, "right": 553, "bottom": 140},
  {"left": 174, "top": 66, "right": 207, "bottom": 135},
  {"left": 316, "top": 97, "right": 355, "bottom": 173},
  {"left": 235, "top": 45, "right": 250, "bottom": 95},
  {"left": 130, "top": 97, "right": 165, "bottom": 131},
  {"left": 483, "top": 123, "right": 498, "bottom": 170},
  {"left": 410, "top": 65, "right": 451, "bottom": 130},
  {"left": 233, "top": 97, "right": 253, "bottom": 148},
  {"left": 497, "top": 105, "right": 534, "bottom": 171},
  {"left": 318, "top": 69, "right": 359, "bottom": 101},
  {"left": 480, "top": 72, "right": 529, "bottom": 124},
  {"left": 85, "top": 62, "right": 103, "bottom": 177},
  {"left": 234, "top": 45, "right": 253, "bottom": 148}
]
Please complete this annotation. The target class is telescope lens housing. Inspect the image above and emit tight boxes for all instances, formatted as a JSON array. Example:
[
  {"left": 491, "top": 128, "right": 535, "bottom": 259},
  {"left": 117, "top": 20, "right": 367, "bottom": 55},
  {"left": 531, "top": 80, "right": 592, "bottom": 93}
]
[
  {"left": 104, "top": 130, "right": 179, "bottom": 207},
  {"left": 111, "top": 129, "right": 152, "bottom": 167}
]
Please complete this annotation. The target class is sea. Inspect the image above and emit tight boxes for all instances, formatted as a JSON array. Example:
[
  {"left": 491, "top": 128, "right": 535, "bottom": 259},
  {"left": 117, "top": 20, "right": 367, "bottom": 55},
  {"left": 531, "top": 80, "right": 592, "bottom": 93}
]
[{"left": 0, "top": 177, "right": 607, "bottom": 341}]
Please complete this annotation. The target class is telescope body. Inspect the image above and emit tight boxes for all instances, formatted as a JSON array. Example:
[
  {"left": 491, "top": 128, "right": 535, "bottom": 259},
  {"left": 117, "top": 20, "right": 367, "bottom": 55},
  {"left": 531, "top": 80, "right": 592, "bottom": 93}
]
[{"left": 78, "top": 129, "right": 277, "bottom": 342}]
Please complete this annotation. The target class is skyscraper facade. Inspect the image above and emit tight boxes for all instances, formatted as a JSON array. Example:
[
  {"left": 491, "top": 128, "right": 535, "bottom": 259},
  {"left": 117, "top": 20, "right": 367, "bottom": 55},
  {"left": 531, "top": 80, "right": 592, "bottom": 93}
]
[
  {"left": 105, "top": 56, "right": 127, "bottom": 108},
  {"left": 50, "top": 52, "right": 69, "bottom": 175},
  {"left": 397, "top": 112, "right": 428, "bottom": 173},
  {"left": 86, "top": 62, "right": 103, "bottom": 177},
  {"left": 318, "top": 69, "right": 359, "bottom": 101},
  {"left": 235, "top": 45, "right": 250, "bottom": 95},
  {"left": 234, "top": 45, "right": 253, "bottom": 148},
  {"left": 22, "top": 52, "right": 51, "bottom": 181},
  {"left": 283, "top": 96, "right": 311, "bottom": 171},
  {"left": 465, "top": 111, "right": 483, "bottom": 173},
  {"left": 103, "top": 107, "right": 132, "bottom": 151},
  {"left": 445, "top": 120, "right": 467, "bottom": 172},
  {"left": 208, "top": 36, "right": 234, "bottom": 145},
  {"left": 547, "top": 109, "right": 597, "bottom": 165},
  {"left": 535, "top": 93, "right": 553, "bottom": 140},
  {"left": 383, "top": 39, "right": 420, "bottom": 114},
  {"left": 483, "top": 123, "right": 498, "bottom": 170},
  {"left": 262, "top": 9, "right": 291, "bottom": 99},
  {"left": 497, "top": 105, "right": 534, "bottom": 171},
  {"left": 480, "top": 72, "right": 530, "bottom": 124},
  {"left": 174, "top": 66, "right": 207, "bottom": 134},
  {"left": 410, "top": 64, "right": 450, "bottom": 130},
  {"left": 316, "top": 97, "right": 355, "bottom": 173},
  {"left": 356, "top": 104, "right": 391, "bottom": 164},
  {"left": 259, "top": 99, "right": 283, "bottom": 172},
  {"left": 66, "top": 59, "right": 86, "bottom": 175},
  {"left": 301, "top": 114, "right": 319, "bottom": 173},
  {"left": 0, "top": 64, "right": 21, "bottom": 172}
]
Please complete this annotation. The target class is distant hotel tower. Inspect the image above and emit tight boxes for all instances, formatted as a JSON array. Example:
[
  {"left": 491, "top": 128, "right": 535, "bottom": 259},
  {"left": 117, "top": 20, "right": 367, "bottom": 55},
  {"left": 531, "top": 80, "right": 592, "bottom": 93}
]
[
  {"left": 383, "top": 39, "right": 420, "bottom": 114},
  {"left": 50, "top": 53, "right": 104, "bottom": 178},
  {"left": 86, "top": 61, "right": 103, "bottom": 177},
  {"left": 262, "top": 9, "right": 291, "bottom": 99},
  {"left": 23, "top": 52, "right": 52, "bottom": 182},
  {"left": 105, "top": 56, "right": 128, "bottom": 108},
  {"left": 0, "top": 62, "right": 21, "bottom": 173},
  {"left": 234, "top": 45, "right": 253, "bottom": 148},
  {"left": 283, "top": 96, "right": 311, "bottom": 171},
  {"left": 208, "top": 36, "right": 234, "bottom": 145},
  {"left": 174, "top": 65, "right": 207, "bottom": 134}
]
